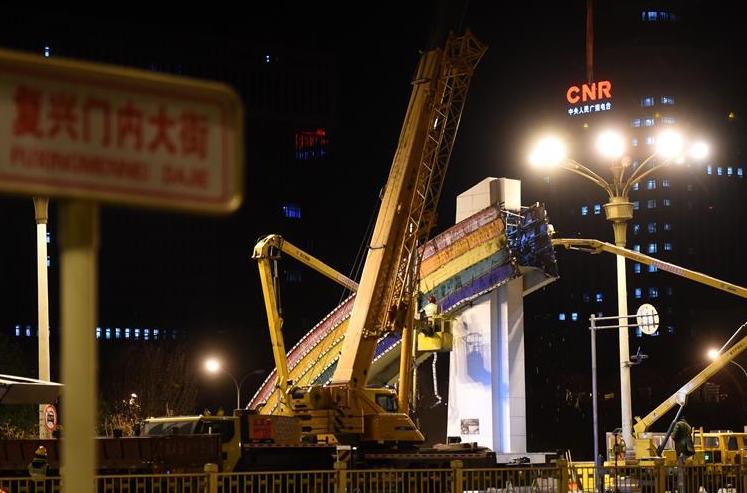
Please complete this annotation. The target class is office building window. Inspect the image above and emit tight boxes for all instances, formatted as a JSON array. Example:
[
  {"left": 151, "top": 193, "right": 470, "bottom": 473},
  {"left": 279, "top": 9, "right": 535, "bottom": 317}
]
[
  {"left": 707, "top": 165, "right": 713, "bottom": 175},
  {"left": 594, "top": 204, "right": 601, "bottom": 215},
  {"left": 661, "top": 96, "right": 674, "bottom": 104},
  {"left": 125, "top": 328, "right": 130, "bottom": 339},
  {"left": 666, "top": 287, "right": 673, "bottom": 296},
  {"left": 632, "top": 138, "right": 639, "bottom": 147},
  {"left": 648, "top": 264, "right": 658, "bottom": 273},
  {"left": 632, "top": 182, "right": 640, "bottom": 191},
  {"left": 115, "top": 328, "right": 121, "bottom": 339},
  {"left": 633, "top": 201, "right": 640, "bottom": 210},
  {"left": 134, "top": 328, "right": 140, "bottom": 340},
  {"left": 634, "top": 263, "right": 641, "bottom": 274},
  {"left": 717, "top": 167, "right": 723, "bottom": 176},
  {"left": 645, "top": 136, "right": 656, "bottom": 145},
  {"left": 558, "top": 313, "right": 566, "bottom": 321},
  {"left": 664, "top": 223, "right": 672, "bottom": 231},
  {"left": 641, "top": 96, "right": 655, "bottom": 107},
  {"left": 581, "top": 206, "right": 589, "bottom": 216},
  {"left": 105, "top": 328, "right": 111, "bottom": 340},
  {"left": 633, "top": 244, "right": 641, "bottom": 252},
  {"left": 633, "top": 224, "right": 640, "bottom": 235},
  {"left": 647, "top": 179, "right": 656, "bottom": 190},
  {"left": 644, "top": 118, "right": 655, "bottom": 127},
  {"left": 648, "top": 243, "right": 658, "bottom": 254},
  {"left": 663, "top": 198, "right": 672, "bottom": 207},
  {"left": 662, "top": 116, "right": 676, "bottom": 124},
  {"left": 295, "top": 128, "right": 328, "bottom": 160},
  {"left": 543, "top": 176, "right": 551, "bottom": 183},
  {"left": 664, "top": 242, "right": 672, "bottom": 251},
  {"left": 46, "top": 232, "right": 51, "bottom": 243},
  {"left": 728, "top": 167, "right": 733, "bottom": 176},
  {"left": 634, "top": 288, "right": 642, "bottom": 299},
  {"left": 662, "top": 179, "right": 671, "bottom": 187},
  {"left": 282, "top": 204, "right": 302, "bottom": 219},
  {"left": 632, "top": 118, "right": 641, "bottom": 128},
  {"left": 648, "top": 222, "right": 657, "bottom": 234},
  {"left": 738, "top": 168, "right": 744, "bottom": 177},
  {"left": 571, "top": 312, "right": 578, "bottom": 321},
  {"left": 96, "top": 327, "right": 101, "bottom": 339},
  {"left": 647, "top": 199, "right": 656, "bottom": 209},
  {"left": 596, "top": 292, "right": 603, "bottom": 302},
  {"left": 649, "top": 287, "right": 659, "bottom": 298}
]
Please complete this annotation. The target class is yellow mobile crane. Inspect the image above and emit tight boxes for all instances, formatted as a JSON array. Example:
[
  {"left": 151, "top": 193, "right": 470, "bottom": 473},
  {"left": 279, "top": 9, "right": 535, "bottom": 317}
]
[
  {"left": 253, "top": 30, "right": 487, "bottom": 448},
  {"left": 553, "top": 237, "right": 747, "bottom": 464}
]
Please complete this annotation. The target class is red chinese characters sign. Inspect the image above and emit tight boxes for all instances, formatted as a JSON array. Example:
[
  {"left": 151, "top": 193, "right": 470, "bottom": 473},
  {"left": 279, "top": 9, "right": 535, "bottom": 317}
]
[{"left": 0, "top": 48, "right": 243, "bottom": 213}]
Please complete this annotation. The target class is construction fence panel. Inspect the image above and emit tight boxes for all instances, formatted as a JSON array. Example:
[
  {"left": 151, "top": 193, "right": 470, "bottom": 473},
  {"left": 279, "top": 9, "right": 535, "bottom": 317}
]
[
  {"left": 0, "top": 476, "right": 62, "bottom": 493},
  {"left": 216, "top": 470, "right": 336, "bottom": 493},
  {"left": 461, "top": 466, "right": 560, "bottom": 493},
  {"left": 346, "top": 468, "right": 453, "bottom": 493}
]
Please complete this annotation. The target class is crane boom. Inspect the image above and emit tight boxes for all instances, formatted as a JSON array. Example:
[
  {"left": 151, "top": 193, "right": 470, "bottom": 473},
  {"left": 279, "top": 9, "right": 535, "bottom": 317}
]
[
  {"left": 552, "top": 238, "right": 747, "bottom": 299},
  {"left": 332, "top": 31, "right": 486, "bottom": 387},
  {"left": 633, "top": 332, "right": 747, "bottom": 434},
  {"left": 252, "top": 234, "right": 358, "bottom": 412}
]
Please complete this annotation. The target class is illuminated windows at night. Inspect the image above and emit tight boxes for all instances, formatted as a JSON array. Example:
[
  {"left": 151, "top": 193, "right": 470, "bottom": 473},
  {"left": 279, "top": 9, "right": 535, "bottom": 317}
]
[
  {"left": 642, "top": 11, "right": 677, "bottom": 22},
  {"left": 717, "top": 167, "right": 723, "bottom": 176},
  {"left": 282, "top": 204, "right": 302, "bottom": 219},
  {"left": 594, "top": 204, "right": 601, "bottom": 215},
  {"left": 647, "top": 199, "right": 656, "bottom": 209},
  {"left": 632, "top": 118, "right": 641, "bottom": 127},
  {"left": 661, "top": 96, "right": 674, "bottom": 104},
  {"left": 649, "top": 287, "right": 659, "bottom": 298},
  {"left": 583, "top": 292, "right": 590, "bottom": 302},
  {"left": 44, "top": 45, "right": 51, "bottom": 57},
  {"left": 707, "top": 165, "right": 713, "bottom": 175},
  {"left": 641, "top": 97, "right": 654, "bottom": 107},
  {"left": 634, "top": 288, "right": 642, "bottom": 299},
  {"left": 647, "top": 179, "right": 656, "bottom": 190},
  {"left": 596, "top": 292, "right": 603, "bottom": 302},
  {"left": 662, "top": 116, "right": 675, "bottom": 124},
  {"left": 634, "top": 263, "right": 641, "bottom": 274},
  {"left": 663, "top": 198, "right": 672, "bottom": 207},
  {"left": 664, "top": 223, "right": 672, "bottom": 231},
  {"left": 632, "top": 138, "right": 639, "bottom": 147},
  {"left": 728, "top": 167, "right": 733, "bottom": 176},
  {"left": 633, "top": 224, "right": 640, "bottom": 235},
  {"left": 648, "top": 264, "right": 658, "bottom": 273},
  {"left": 295, "top": 128, "right": 328, "bottom": 160},
  {"left": 581, "top": 206, "right": 589, "bottom": 216},
  {"left": 644, "top": 118, "right": 655, "bottom": 127},
  {"left": 739, "top": 168, "right": 744, "bottom": 177},
  {"left": 648, "top": 243, "right": 658, "bottom": 254},
  {"left": 648, "top": 223, "right": 657, "bottom": 233},
  {"left": 662, "top": 179, "right": 671, "bottom": 187},
  {"left": 633, "top": 201, "right": 640, "bottom": 210},
  {"left": 571, "top": 312, "right": 578, "bottom": 321},
  {"left": 558, "top": 313, "right": 566, "bottom": 321},
  {"left": 664, "top": 242, "right": 672, "bottom": 251},
  {"left": 645, "top": 136, "right": 656, "bottom": 145},
  {"left": 632, "top": 182, "right": 640, "bottom": 191},
  {"left": 633, "top": 244, "right": 641, "bottom": 252}
]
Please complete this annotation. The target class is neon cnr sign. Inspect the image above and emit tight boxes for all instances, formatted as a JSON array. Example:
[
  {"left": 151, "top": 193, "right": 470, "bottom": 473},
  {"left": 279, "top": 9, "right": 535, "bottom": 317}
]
[{"left": 566, "top": 80, "right": 613, "bottom": 116}]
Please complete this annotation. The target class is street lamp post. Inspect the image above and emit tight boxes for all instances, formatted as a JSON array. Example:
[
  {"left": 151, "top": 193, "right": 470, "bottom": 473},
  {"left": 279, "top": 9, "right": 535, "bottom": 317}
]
[
  {"left": 33, "top": 196, "right": 51, "bottom": 439},
  {"left": 530, "top": 130, "right": 708, "bottom": 457},
  {"left": 204, "top": 358, "right": 263, "bottom": 411}
]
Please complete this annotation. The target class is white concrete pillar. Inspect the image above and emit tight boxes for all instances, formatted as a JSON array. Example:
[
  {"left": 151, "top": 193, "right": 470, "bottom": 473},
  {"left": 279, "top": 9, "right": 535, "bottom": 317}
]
[{"left": 446, "top": 177, "right": 527, "bottom": 453}]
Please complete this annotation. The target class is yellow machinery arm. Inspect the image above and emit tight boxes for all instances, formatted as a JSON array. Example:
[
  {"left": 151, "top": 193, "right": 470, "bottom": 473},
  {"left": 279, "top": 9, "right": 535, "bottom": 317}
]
[
  {"left": 552, "top": 237, "right": 747, "bottom": 435},
  {"left": 252, "top": 234, "right": 358, "bottom": 412},
  {"left": 552, "top": 238, "right": 747, "bottom": 299},
  {"left": 633, "top": 332, "right": 747, "bottom": 434}
]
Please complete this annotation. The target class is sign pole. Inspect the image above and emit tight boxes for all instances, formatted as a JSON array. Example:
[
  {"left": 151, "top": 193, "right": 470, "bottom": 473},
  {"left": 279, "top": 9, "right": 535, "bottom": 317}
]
[{"left": 59, "top": 200, "right": 99, "bottom": 492}]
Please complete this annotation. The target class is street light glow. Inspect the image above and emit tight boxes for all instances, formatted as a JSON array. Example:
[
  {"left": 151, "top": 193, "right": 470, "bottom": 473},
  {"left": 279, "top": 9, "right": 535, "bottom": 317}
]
[
  {"left": 707, "top": 348, "right": 720, "bottom": 361},
  {"left": 529, "top": 136, "right": 566, "bottom": 167},
  {"left": 205, "top": 358, "right": 221, "bottom": 373},
  {"left": 596, "top": 130, "right": 625, "bottom": 159},
  {"left": 656, "top": 131, "right": 684, "bottom": 159},
  {"left": 690, "top": 141, "right": 709, "bottom": 160}
]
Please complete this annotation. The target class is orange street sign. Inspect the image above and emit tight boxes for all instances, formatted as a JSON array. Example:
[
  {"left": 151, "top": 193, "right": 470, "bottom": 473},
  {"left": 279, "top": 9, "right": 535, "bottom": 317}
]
[{"left": 0, "top": 48, "right": 243, "bottom": 213}]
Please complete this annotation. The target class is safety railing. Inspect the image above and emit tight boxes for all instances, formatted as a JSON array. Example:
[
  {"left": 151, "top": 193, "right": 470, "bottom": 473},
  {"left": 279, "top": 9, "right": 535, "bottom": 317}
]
[{"left": 1, "top": 460, "right": 746, "bottom": 493}]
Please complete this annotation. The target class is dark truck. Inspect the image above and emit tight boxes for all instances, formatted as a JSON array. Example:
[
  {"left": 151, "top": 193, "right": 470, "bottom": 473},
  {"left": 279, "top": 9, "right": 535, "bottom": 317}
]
[{"left": 0, "top": 433, "right": 221, "bottom": 476}]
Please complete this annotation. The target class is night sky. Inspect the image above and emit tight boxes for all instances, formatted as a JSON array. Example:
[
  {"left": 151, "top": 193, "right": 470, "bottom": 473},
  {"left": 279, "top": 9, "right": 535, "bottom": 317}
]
[{"left": 1, "top": 1, "right": 746, "bottom": 454}]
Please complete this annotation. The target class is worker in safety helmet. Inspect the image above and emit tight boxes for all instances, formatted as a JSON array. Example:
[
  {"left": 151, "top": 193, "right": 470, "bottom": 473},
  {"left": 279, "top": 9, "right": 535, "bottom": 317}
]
[{"left": 28, "top": 444, "right": 49, "bottom": 479}]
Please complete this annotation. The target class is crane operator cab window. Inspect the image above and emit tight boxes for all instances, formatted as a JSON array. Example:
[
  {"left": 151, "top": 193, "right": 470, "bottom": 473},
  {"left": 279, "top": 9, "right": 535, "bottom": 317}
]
[
  {"left": 374, "top": 390, "right": 398, "bottom": 413},
  {"left": 195, "top": 418, "right": 236, "bottom": 444}
]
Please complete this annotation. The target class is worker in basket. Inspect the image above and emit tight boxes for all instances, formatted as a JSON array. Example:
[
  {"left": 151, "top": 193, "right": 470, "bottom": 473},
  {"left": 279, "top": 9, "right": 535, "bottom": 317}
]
[{"left": 422, "top": 296, "right": 440, "bottom": 336}]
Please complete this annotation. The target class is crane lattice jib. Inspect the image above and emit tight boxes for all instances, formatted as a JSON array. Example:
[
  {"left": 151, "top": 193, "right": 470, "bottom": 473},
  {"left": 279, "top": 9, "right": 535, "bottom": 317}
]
[{"left": 379, "top": 30, "right": 487, "bottom": 336}]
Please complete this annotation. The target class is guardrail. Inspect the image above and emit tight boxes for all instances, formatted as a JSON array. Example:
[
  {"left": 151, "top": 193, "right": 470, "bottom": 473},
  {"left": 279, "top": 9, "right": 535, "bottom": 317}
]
[{"left": 1, "top": 460, "right": 745, "bottom": 493}]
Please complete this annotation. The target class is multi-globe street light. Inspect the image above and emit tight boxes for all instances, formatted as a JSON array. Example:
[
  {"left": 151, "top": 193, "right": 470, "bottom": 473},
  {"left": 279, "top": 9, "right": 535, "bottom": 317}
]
[
  {"left": 204, "top": 358, "right": 263, "bottom": 411},
  {"left": 529, "top": 129, "right": 708, "bottom": 456}
]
